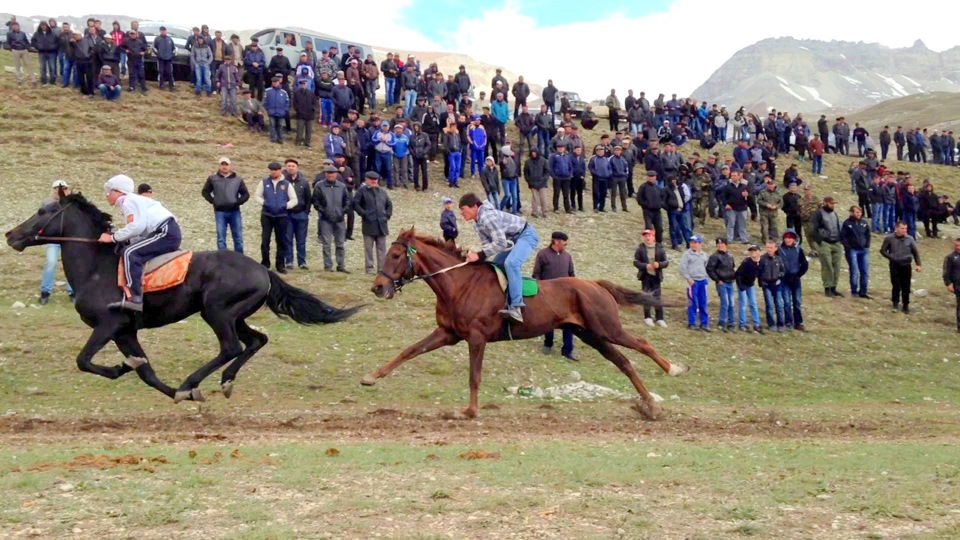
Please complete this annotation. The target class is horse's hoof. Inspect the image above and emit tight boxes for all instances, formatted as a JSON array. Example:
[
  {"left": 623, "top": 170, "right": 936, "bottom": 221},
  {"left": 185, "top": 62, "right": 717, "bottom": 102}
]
[
  {"left": 668, "top": 362, "right": 690, "bottom": 377},
  {"left": 360, "top": 374, "right": 378, "bottom": 386},
  {"left": 174, "top": 390, "right": 190, "bottom": 403},
  {"left": 461, "top": 407, "right": 478, "bottom": 419},
  {"left": 191, "top": 388, "right": 206, "bottom": 402},
  {"left": 632, "top": 399, "right": 662, "bottom": 421},
  {"left": 124, "top": 356, "right": 148, "bottom": 369},
  {"left": 221, "top": 381, "right": 234, "bottom": 399}
]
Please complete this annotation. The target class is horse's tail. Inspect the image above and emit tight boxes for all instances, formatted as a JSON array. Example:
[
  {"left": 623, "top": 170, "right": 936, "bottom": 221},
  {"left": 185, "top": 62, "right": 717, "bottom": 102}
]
[
  {"left": 595, "top": 280, "right": 663, "bottom": 307},
  {"left": 266, "top": 272, "right": 362, "bottom": 324}
]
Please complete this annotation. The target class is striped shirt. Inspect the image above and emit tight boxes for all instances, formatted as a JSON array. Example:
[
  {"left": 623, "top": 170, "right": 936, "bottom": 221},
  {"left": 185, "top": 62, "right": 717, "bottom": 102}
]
[{"left": 474, "top": 201, "right": 527, "bottom": 258}]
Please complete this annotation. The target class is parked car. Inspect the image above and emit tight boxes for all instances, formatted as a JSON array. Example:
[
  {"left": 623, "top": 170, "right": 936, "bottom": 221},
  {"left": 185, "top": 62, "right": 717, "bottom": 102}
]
[
  {"left": 140, "top": 22, "right": 192, "bottom": 81},
  {"left": 558, "top": 91, "right": 588, "bottom": 118},
  {"left": 249, "top": 27, "right": 373, "bottom": 67}
]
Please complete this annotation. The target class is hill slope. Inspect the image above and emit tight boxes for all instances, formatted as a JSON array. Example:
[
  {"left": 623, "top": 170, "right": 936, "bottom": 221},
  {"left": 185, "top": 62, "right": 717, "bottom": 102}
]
[
  {"left": 846, "top": 91, "right": 960, "bottom": 132},
  {"left": 692, "top": 37, "right": 960, "bottom": 114}
]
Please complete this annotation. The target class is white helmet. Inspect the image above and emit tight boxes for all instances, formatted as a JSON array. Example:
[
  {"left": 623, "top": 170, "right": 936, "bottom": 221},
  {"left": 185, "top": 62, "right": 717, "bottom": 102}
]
[{"left": 103, "top": 174, "right": 135, "bottom": 195}]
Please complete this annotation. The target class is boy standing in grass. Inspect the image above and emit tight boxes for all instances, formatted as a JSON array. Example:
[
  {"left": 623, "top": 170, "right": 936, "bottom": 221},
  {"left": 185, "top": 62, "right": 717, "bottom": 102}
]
[
  {"left": 634, "top": 229, "right": 668, "bottom": 328},
  {"left": 440, "top": 197, "right": 458, "bottom": 242},
  {"left": 679, "top": 235, "right": 710, "bottom": 331},
  {"left": 735, "top": 245, "right": 763, "bottom": 333},
  {"left": 758, "top": 240, "right": 786, "bottom": 332}
]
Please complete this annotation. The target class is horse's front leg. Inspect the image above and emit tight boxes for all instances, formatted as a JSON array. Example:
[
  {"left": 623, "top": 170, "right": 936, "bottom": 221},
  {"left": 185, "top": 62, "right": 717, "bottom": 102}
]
[
  {"left": 75, "top": 323, "right": 131, "bottom": 380},
  {"left": 361, "top": 327, "right": 460, "bottom": 386},
  {"left": 462, "top": 334, "right": 487, "bottom": 419},
  {"left": 114, "top": 332, "right": 176, "bottom": 399}
]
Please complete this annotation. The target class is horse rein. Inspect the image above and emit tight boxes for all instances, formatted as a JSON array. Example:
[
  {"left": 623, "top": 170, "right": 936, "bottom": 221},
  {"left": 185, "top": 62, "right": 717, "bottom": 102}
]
[
  {"left": 32, "top": 202, "right": 99, "bottom": 244},
  {"left": 379, "top": 243, "right": 470, "bottom": 293}
]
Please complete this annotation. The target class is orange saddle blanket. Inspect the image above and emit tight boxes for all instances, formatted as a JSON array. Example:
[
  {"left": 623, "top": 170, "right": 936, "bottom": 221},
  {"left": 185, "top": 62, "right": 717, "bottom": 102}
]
[{"left": 118, "top": 250, "right": 193, "bottom": 297}]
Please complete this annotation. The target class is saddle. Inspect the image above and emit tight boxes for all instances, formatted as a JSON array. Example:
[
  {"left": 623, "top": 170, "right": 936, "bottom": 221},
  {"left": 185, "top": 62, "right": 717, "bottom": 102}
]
[
  {"left": 487, "top": 263, "right": 539, "bottom": 297},
  {"left": 118, "top": 250, "right": 193, "bottom": 298}
]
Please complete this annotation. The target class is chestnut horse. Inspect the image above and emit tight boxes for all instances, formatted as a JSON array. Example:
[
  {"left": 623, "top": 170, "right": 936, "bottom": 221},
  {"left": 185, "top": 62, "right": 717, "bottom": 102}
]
[{"left": 365, "top": 228, "right": 689, "bottom": 419}]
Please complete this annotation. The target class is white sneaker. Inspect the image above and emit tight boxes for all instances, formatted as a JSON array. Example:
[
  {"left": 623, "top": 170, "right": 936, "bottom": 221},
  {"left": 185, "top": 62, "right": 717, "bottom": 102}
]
[
  {"left": 644, "top": 318, "right": 655, "bottom": 327},
  {"left": 656, "top": 320, "right": 667, "bottom": 328}
]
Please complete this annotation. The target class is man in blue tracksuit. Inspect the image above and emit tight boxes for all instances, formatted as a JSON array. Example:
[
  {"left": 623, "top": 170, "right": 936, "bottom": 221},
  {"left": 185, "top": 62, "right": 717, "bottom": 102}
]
[
  {"left": 588, "top": 146, "right": 612, "bottom": 212},
  {"left": 777, "top": 229, "right": 808, "bottom": 331},
  {"left": 468, "top": 117, "right": 488, "bottom": 176},
  {"left": 263, "top": 76, "right": 290, "bottom": 144},
  {"left": 679, "top": 235, "right": 710, "bottom": 331}
]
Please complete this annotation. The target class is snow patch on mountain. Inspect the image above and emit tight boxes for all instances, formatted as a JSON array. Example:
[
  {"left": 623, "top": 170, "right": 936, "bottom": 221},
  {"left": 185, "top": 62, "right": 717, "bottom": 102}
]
[
  {"left": 901, "top": 75, "right": 922, "bottom": 87},
  {"left": 779, "top": 83, "right": 807, "bottom": 102},
  {"left": 799, "top": 85, "right": 833, "bottom": 108},
  {"left": 840, "top": 54, "right": 847, "bottom": 59},
  {"left": 799, "top": 46, "right": 809, "bottom": 51},
  {"left": 776, "top": 76, "right": 789, "bottom": 85},
  {"left": 875, "top": 73, "right": 910, "bottom": 97},
  {"left": 842, "top": 75, "right": 863, "bottom": 85}
]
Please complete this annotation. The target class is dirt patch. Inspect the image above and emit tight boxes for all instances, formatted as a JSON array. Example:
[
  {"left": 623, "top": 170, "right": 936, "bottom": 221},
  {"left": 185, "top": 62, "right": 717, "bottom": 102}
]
[
  {"left": 20, "top": 453, "right": 170, "bottom": 472},
  {"left": 458, "top": 449, "right": 501, "bottom": 460}
]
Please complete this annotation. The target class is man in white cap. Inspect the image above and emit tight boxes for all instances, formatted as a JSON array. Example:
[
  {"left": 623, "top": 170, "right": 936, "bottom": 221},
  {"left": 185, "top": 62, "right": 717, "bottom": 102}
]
[
  {"left": 99, "top": 174, "right": 181, "bottom": 312},
  {"left": 39, "top": 180, "right": 75, "bottom": 305}
]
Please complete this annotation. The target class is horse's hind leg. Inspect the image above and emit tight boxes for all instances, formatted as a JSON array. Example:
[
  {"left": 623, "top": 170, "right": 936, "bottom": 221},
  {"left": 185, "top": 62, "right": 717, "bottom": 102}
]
[
  {"left": 361, "top": 327, "right": 460, "bottom": 386},
  {"left": 609, "top": 329, "right": 689, "bottom": 377},
  {"left": 114, "top": 331, "right": 176, "bottom": 399},
  {"left": 218, "top": 320, "right": 268, "bottom": 398},
  {"left": 573, "top": 329, "right": 662, "bottom": 420},
  {"left": 173, "top": 311, "right": 243, "bottom": 403}
]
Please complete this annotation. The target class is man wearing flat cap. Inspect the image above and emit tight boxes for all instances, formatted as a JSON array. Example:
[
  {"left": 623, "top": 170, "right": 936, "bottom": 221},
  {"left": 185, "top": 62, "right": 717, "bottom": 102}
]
[
  {"left": 254, "top": 162, "right": 297, "bottom": 273},
  {"left": 353, "top": 171, "right": 392, "bottom": 274},
  {"left": 533, "top": 231, "right": 576, "bottom": 360},
  {"left": 313, "top": 165, "right": 351, "bottom": 273}
]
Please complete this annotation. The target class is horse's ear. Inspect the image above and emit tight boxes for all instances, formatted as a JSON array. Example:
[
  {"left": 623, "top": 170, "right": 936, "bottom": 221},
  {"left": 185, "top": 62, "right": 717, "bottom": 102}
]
[{"left": 400, "top": 227, "right": 415, "bottom": 240}]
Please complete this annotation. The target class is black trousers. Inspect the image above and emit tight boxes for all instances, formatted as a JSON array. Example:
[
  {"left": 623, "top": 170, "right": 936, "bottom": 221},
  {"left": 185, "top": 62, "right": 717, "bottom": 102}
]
[
  {"left": 786, "top": 214, "right": 803, "bottom": 242},
  {"left": 571, "top": 175, "right": 585, "bottom": 210},
  {"left": 954, "top": 289, "right": 960, "bottom": 329},
  {"left": 77, "top": 62, "right": 94, "bottom": 95},
  {"left": 858, "top": 193, "right": 871, "bottom": 218},
  {"left": 412, "top": 155, "right": 429, "bottom": 190},
  {"left": 345, "top": 188, "right": 355, "bottom": 239},
  {"left": 249, "top": 72, "right": 265, "bottom": 101},
  {"left": 641, "top": 275, "right": 664, "bottom": 320},
  {"left": 896, "top": 144, "right": 904, "bottom": 161},
  {"left": 552, "top": 177, "right": 571, "bottom": 211},
  {"left": 889, "top": 263, "right": 912, "bottom": 308},
  {"left": 260, "top": 214, "right": 289, "bottom": 269},
  {"left": 643, "top": 208, "right": 664, "bottom": 243},
  {"left": 609, "top": 109, "right": 619, "bottom": 131}
]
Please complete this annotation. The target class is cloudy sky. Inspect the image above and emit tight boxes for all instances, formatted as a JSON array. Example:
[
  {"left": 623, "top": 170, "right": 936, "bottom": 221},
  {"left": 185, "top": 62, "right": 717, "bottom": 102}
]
[{"left": 21, "top": 0, "right": 960, "bottom": 99}]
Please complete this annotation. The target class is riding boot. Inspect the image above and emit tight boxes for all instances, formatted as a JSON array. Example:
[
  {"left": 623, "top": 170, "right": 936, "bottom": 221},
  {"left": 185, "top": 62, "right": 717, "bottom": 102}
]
[{"left": 108, "top": 295, "right": 143, "bottom": 312}]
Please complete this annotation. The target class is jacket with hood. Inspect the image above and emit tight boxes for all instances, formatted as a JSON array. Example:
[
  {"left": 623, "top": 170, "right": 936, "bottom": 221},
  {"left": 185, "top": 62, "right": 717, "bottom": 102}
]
[
  {"left": 523, "top": 150, "right": 550, "bottom": 189},
  {"left": 481, "top": 165, "right": 501, "bottom": 194},
  {"left": 410, "top": 128, "right": 431, "bottom": 159},
  {"left": 777, "top": 232, "right": 808, "bottom": 284},
  {"left": 31, "top": 28, "right": 60, "bottom": 52}
]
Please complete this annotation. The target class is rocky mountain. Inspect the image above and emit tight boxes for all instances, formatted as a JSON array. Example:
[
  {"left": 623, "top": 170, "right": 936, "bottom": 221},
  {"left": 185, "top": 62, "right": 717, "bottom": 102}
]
[{"left": 692, "top": 37, "right": 960, "bottom": 115}]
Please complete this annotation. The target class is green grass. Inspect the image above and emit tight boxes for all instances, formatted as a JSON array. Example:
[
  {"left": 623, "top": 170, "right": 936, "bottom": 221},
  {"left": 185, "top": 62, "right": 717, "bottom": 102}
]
[{"left": 2, "top": 49, "right": 960, "bottom": 538}]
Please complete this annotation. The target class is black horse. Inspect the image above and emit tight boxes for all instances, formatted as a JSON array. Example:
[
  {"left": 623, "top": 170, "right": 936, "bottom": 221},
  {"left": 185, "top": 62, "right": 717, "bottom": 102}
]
[{"left": 5, "top": 193, "right": 359, "bottom": 402}]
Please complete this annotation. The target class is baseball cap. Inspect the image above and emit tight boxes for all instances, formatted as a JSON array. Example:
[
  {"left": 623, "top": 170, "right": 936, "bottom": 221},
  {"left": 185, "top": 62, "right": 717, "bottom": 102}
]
[
  {"left": 218, "top": 157, "right": 231, "bottom": 165},
  {"left": 689, "top": 235, "right": 703, "bottom": 243},
  {"left": 51, "top": 180, "right": 70, "bottom": 188},
  {"left": 747, "top": 245, "right": 760, "bottom": 251},
  {"left": 642, "top": 229, "right": 655, "bottom": 236},
  {"left": 442, "top": 197, "right": 453, "bottom": 204}
]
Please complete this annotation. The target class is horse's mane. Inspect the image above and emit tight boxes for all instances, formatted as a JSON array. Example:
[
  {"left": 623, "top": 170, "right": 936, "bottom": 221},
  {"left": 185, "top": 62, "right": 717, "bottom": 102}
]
[
  {"left": 62, "top": 193, "right": 113, "bottom": 233},
  {"left": 412, "top": 234, "right": 467, "bottom": 260}
]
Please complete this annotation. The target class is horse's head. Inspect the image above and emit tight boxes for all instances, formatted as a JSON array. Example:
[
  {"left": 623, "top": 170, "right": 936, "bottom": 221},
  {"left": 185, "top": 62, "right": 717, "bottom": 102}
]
[
  {"left": 371, "top": 228, "right": 418, "bottom": 299},
  {"left": 5, "top": 193, "right": 111, "bottom": 251}
]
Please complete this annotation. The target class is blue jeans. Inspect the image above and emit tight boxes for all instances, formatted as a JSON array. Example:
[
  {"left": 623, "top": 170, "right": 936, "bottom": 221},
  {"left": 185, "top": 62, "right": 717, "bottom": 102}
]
[
  {"left": 284, "top": 211, "right": 309, "bottom": 267},
  {"left": 687, "top": 279, "right": 709, "bottom": 327},
  {"left": 537, "top": 128, "right": 550, "bottom": 154},
  {"left": 470, "top": 147, "right": 485, "bottom": 175},
  {"left": 903, "top": 210, "right": 917, "bottom": 239},
  {"left": 491, "top": 225, "right": 539, "bottom": 307},
  {"left": 269, "top": 116, "right": 284, "bottom": 142},
  {"left": 374, "top": 152, "right": 393, "bottom": 187},
  {"left": 61, "top": 56, "right": 77, "bottom": 86},
  {"left": 500, "top": 178, "right": 519, "bottom": 213},
  {"left": 487, "top": 191, "right": 500, "bottom": 208},
  {"left": 404, "top": 89, "right": 417, "bottom": 117},
  {"left": 845, "top": 248, "right": 869, "bottom": 296},
  {"left": 779, "top": 281, "right": 802, "bottom": 327},
  {"left": 194, "top": 64, "right": 211, "bottom": 94},
  {"left": 544, "top": 329, "right": 574, "bottom": 356},
  {"left": 812, "top": 155, "right": 823, "bottom": 174},
  {"left": 716, "top": 282, "right": 735, "bottom": 326},
  {"left": 214, "top": 210, "right": 244, "bottom": 253},
  {"left": 366, "top": 79, "right": 377, "bottom": 110},
  {"left": 737, "top": 286, "right": 760, "bottom": 327},
  {"left": 668, "top": 209, "right": 691, "bottom": 248},
  {"left": 385, "top": 78, "right": 396, "bottom": 105},
  {"left": 630, "top": 122, "right": 642, "bottom": 136},
  {"left": 38, "top": 53, "right": 57, "bottom": 84},
  {"left": 119, "top": 49, "right": 127, "bottom": 74},
  {"left": 447, "top": 152, "right": 462, "bottom": 185},
  {"left": 871, "top": 203, "right": 883, "bottom": 232},
  {"left": 40, "top": 244, "right": 73, "bottom": 296},
  {"left": 320, "top": 98, "right": 333, "bottom": 124},
  {"left": 882, "top": 203, "right": 896, "bottom": 233},
  {"left": 56, "top": 50, "right": 65, "bottom": 77},
  {"left": 762, "top": 285, "right": 784, "bottom": 328},
  {"left": 98, "top": 84, "right": 121, "bottom": 100}
]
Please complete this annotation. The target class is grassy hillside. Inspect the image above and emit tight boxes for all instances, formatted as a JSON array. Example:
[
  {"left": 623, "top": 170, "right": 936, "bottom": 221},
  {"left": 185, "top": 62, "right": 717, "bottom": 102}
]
[
  {"left": 847, "top": 91, "right": 960, "bottom": 132},
  {"left": 2, "top": 51, "right": 960, "bottom": 539}
]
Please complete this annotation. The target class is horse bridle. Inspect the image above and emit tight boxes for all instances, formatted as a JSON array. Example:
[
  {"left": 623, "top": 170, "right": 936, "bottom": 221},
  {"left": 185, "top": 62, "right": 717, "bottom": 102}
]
[
  {"left": 378, "top": 242, "right": 469, "bottom": 293},
  {"left": 32, "top": 202, "right": 99, "bottom": 244}
]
